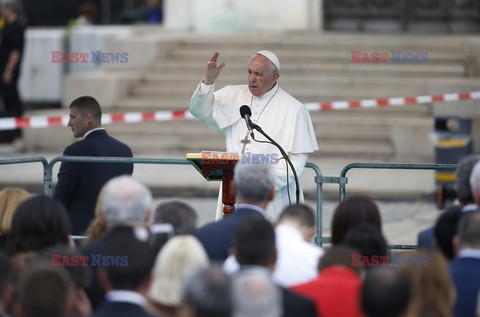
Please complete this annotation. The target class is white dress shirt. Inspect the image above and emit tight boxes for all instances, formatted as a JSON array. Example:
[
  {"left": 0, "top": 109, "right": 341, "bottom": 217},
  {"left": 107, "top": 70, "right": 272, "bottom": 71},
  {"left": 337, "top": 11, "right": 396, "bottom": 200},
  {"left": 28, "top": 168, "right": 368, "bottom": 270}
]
[{"left": 272, "top": 224, "right": 323, "bottom": 287}]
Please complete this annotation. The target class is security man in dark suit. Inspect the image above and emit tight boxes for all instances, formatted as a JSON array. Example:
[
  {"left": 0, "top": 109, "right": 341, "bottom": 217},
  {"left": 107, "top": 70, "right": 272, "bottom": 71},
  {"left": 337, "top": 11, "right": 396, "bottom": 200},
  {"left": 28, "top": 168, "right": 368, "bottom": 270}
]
[{"left": 54, "top": 96, "right": 133, "bottom": 235}]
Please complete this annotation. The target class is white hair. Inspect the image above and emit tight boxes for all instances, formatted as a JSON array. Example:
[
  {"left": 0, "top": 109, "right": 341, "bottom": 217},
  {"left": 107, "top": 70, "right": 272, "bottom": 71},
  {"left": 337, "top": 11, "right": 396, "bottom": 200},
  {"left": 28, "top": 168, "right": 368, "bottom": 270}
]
[
  {"left": 469, "top": 161, "right": 480, "bottom": 199},
  {"left": 101, "top": 175, "right": 152, "bottom": 229}
]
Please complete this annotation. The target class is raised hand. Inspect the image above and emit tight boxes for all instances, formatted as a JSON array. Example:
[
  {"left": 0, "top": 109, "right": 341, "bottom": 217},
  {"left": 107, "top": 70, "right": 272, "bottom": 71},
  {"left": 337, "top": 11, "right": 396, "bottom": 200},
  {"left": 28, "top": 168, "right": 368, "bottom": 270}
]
[{"left": 202, "top": 51, "right": 225, "bottom": 85}]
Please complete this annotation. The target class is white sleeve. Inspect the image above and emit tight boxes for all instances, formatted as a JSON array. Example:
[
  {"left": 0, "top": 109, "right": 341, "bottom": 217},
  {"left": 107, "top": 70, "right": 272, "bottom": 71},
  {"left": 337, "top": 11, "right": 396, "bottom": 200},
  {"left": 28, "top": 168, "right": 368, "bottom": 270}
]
[
  {"left": 273, "top": 153, "right": 309, "bottom": 190},
  {"left": 199, "top": 82, "right": 213, "bottom": 94},
  {"left": 190, "top": 82, "right": 224, "bottom": 134}
]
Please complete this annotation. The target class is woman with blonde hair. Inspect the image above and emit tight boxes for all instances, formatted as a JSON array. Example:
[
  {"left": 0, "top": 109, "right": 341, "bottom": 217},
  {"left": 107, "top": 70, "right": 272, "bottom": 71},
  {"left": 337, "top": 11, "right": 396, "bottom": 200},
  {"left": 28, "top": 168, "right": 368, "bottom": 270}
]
[
  {"left": 400, "top": 249, "right": 455, "bottom": 317},
  {"left": 147, "top": 235, "right": 209, "bottom": 317},
  {"left": 82, "top": 187, "right": 107, "bottom": 245},
  {"left": 0, "top": 187, "right": 30, "bottom": 240}
]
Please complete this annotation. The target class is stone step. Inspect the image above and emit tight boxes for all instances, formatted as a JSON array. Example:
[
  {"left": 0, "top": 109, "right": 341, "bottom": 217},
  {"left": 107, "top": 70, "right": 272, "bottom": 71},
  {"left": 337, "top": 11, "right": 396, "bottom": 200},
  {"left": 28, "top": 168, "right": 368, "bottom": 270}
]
[
  {"left": 176, "top": 33, "right": 468, "bottom": 52},
  {"left": 110, "top": 132, "right": 393, "bottom": 158},
  {"left": 169, "top": 48, "right": 465, "bottom": 64},
  {"left": 151, "top": 61, "right": 466, "bottom": 77},
  {"left": 130, "top": 83, "right": 426, "bottom": 99},
  {"left": 106, "top": 117, "right": 391, "bottom": 141},
  {"left": 142, "top": 73, "right": 431, "bottom": 89},
  {"left": 115, "top": 96, "right": 431, "bottom": 116}
]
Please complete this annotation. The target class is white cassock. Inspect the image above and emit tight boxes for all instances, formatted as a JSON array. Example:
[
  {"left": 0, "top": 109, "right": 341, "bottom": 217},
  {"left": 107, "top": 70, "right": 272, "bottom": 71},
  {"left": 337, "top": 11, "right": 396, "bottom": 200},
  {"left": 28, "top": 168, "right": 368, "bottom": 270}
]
[{"left": 190, "top": 82, "right": 318, "bottom": 222}]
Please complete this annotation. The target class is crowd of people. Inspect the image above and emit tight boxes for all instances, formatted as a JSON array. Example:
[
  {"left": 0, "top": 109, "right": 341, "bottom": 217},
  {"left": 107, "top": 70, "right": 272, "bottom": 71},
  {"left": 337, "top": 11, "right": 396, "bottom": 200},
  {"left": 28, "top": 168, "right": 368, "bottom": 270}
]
[
  {"left": 0, "top": 155, "right": 478, "bottom": 317},
  {"left": 0, "top": 29, "right": 477, "bottom": 315}
]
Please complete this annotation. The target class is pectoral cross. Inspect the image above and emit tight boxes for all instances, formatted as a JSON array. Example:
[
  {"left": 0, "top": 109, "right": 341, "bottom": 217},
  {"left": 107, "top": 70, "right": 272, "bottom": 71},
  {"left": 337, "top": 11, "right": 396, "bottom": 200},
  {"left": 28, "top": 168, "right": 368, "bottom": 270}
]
[{"left": 240, "top": 135, "right": 251, "bottom": 152}]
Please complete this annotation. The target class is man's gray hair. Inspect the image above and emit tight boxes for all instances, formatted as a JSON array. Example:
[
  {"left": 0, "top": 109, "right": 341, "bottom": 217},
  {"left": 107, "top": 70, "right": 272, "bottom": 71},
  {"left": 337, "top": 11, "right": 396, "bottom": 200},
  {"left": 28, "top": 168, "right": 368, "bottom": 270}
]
[
  {"left": 181, "top": 266, "right": 232, "bottom": 317},
  {"left": 234, "top": 163, "right": 275, "bottom": 203},
  {"left": 457, "top": 211, "right": 480, "bottom": 249},
  {"left": 232, "top": 270, "right": 282, "bottom": 317},
  {"left": 102, "top": 175, "right": 152, "bottom": 229},
  {"left": 469, "top": 161, "right": 480, "bottom": 199},
  {"left": 456, "top": 155, "right": 480, "bottom": 204}
]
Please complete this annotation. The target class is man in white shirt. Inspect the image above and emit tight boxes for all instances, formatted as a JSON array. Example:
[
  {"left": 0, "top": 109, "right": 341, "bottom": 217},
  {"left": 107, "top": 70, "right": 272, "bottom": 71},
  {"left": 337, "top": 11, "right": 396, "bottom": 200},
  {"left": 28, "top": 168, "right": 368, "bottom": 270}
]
[
  {"left": 190, "top": 51, "right": 318, "bottom": 221},
  {"left": 272, "top": 204, "right": 323, "bottom": 287},
  {"left": 222, "top": 204, "right": 323, "bottom": 287}
]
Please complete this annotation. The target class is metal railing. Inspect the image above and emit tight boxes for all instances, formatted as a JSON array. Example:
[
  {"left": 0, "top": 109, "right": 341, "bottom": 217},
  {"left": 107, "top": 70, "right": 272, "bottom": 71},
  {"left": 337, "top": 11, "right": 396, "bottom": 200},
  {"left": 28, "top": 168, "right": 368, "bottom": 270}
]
[
  {"left": 327, "top": 162, "right": 458, "bottom": 249},
  {"left": 0, "top": 156, "right": 459, "bottom": 249}
]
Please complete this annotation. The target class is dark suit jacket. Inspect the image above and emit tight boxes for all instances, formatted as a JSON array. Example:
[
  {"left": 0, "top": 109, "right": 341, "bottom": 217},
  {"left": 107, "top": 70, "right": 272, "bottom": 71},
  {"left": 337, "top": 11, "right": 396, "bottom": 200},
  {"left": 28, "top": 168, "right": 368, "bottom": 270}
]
[
  {"left": 81, "top": 226, "right": 135, "bottom": 310},
  {"left": 417, "top": 204, "right": 463, "bottom": 250},
  {"left": 417, "top": 227, "right": 434, "bottom": 250},
  {"left": 281, "top": 287, "right": 317, "bottom": 317},
  {"left": 54, "top": 129, "right": 133, "bottom": 234},
  {"left": 93, "top": 301, "right": 153, "bottom": 317},
  {"left": 450, "top": 256, "right": 480, "bottom": 317},
  {"left": 195, "top": 206, "right": 264, "bottom": 263}
]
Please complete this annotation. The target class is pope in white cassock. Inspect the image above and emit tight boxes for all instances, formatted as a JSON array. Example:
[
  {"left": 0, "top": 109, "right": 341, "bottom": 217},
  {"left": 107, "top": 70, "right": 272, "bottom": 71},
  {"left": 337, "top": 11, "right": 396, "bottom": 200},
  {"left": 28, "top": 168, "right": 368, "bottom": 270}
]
[{"left": 189, "top": 50, "right": 318, "bottom": 221}]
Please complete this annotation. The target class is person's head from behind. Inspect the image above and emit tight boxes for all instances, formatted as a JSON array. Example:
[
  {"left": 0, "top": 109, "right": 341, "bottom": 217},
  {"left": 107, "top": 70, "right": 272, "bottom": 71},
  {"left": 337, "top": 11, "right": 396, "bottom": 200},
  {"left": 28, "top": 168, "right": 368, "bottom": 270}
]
[
  {"left": 232, "top": 270, "right": 282, "bottom": 317},
  {"left": 148, "top": 235, "right": 209, "bottom": 309},
  {"left": 331, "top": 195, "right": 382, "bottom": 245},
  {"left": 454, "top": 211, "right": 480, "bottom": 251},
  {"left": 456, "top": 155, "right": 480, "bottom": 206},
  {"left": 0, "top": 0, "right": 21, "bottom": 20},
  {"left": 8, "top": 195, "right": 71, "bottom": 255},
  {"left": 248, "top": 50, "right": 280, "bottom": 97},
  {"left": 469, "top": 161, "right": 480, "bottom": 206},
  {"left": 0, "top": 187, "right": 30, "bottom": 237},
  {"left": 17, "top": 261, "right": 71, "bottom": 317},
  {"left": 40, "top": 246, "right": 92, "bottom": 317},
  {"left": 98, "top": 232, "right": 156, "bottom": 294},
  {"left": 154, "top": 200, "right": 197, "bottom": 235},
  {"left": 362, "top": 266, "right": 410, "bottom": 317},
  {"left": 399, "top": 250, "right": 454, "bottom": 317},
  {"left": 277, "top": 204, "right": 316, "bottom": 242},
  {"left": 433, "top": 208, "right": 462, "bottom": 260},
  {"left": 344, "top": 223, "right": 388, "bottom": 267},
  {"left": 102, "top": 175, "right": 153, "bottom": 230},
  {"left": 68, "top": 96, "right": 102, "bottom": 138},
  {"left": 233, "top": 163, "right": 275, "bottom": 208},
  {"left": 233, "top": 217, "right": 276, "bottom": 270},
  {"left": 180, "top": 266, "right": 232, "bottom": 317},
  {"left": 318, "top": 245, "right": 363, "bottom": 276}
]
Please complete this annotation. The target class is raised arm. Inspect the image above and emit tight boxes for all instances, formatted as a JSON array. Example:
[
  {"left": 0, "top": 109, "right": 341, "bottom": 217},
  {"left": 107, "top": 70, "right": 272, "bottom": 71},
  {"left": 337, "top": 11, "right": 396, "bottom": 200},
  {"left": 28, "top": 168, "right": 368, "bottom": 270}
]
[{"left": 202, "top": 51, "right": 225, "bottom": 85}]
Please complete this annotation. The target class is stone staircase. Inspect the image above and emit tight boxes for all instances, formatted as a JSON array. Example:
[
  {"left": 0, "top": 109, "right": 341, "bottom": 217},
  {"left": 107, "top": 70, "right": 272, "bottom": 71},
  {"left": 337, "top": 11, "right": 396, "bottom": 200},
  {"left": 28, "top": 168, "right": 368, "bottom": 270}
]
[{"left": 106, "top": 33, "right": 471, "bottom": 159}]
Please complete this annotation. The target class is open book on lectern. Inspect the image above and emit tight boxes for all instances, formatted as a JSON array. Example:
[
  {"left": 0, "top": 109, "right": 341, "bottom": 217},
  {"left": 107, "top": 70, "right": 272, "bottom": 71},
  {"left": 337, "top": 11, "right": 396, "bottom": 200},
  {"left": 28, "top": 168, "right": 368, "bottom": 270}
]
[{"left": 186, "top": 152, "right": 242, "bottom": 181}]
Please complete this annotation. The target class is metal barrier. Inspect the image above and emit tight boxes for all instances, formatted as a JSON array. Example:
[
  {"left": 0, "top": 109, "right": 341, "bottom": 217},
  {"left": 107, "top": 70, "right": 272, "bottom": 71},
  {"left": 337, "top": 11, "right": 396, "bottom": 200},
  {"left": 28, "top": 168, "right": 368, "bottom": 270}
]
[
  {"left": 0, "top": 156, "right": 460, "bottom": 249},
  {"left": 0, "top": 156, "right": 49, "bottom": 190},
  {"left": 45, "top": 156, "right": 191, "bottom": 196},
  {"left": 330, "top": 162, "right": 458, "bottom": 249},
  {"left": 46, "top": 157, "right": 326, "bottom": 244}
]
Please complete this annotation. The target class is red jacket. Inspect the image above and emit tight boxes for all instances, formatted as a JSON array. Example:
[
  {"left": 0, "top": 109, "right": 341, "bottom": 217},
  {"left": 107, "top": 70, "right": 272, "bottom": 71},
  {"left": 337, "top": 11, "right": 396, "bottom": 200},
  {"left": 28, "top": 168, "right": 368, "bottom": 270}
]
[{"left": 289, "top": 266, "right": 364, "bottom": 317}]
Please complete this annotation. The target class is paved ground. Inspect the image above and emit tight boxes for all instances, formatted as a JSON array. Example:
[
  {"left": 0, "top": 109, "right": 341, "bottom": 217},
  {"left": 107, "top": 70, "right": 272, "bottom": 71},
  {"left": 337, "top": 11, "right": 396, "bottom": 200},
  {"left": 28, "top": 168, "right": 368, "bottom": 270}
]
[{"left": 0, "top": 145, "right": 445, "bottom": 247}]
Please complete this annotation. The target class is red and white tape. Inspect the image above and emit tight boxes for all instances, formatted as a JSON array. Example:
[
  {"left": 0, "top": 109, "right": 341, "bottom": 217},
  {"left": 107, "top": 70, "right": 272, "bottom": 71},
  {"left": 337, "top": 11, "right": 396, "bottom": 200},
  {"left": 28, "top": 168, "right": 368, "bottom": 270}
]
[
  {"left": 0, "top": 91, "right": 478, "bottom": 131},
  {"left": 305, "top": 91, "right": 480, "bottom": 111}
]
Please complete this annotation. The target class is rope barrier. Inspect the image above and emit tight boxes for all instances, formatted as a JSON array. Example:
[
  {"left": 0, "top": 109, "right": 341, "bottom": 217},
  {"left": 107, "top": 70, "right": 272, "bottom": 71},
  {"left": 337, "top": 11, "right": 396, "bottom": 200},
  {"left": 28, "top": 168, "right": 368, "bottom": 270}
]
[{"left": 0, "top": 91, "right": 478, "bottom": 131}]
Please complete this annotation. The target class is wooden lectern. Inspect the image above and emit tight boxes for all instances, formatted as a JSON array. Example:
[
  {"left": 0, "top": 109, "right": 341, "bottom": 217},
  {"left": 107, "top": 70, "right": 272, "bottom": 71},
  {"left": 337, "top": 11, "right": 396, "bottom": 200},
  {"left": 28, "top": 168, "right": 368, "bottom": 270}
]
[{"left": 186, "top": 152, "right": 241, "bottom": 218}]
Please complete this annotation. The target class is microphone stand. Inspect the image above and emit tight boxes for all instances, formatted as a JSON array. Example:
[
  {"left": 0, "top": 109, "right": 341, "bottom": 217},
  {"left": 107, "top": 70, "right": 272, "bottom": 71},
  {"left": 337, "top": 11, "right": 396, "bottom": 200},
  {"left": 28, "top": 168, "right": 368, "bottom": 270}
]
[{"left": 249, "top": 122, "right": 300, "bottom": 205}]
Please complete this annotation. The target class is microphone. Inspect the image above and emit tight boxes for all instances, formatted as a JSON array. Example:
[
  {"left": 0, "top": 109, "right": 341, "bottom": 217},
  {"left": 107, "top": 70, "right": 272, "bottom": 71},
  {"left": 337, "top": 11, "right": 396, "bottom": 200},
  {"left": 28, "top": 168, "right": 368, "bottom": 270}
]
[{"left": 239, "top": 105, "right": 254, "bottom": 136}]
